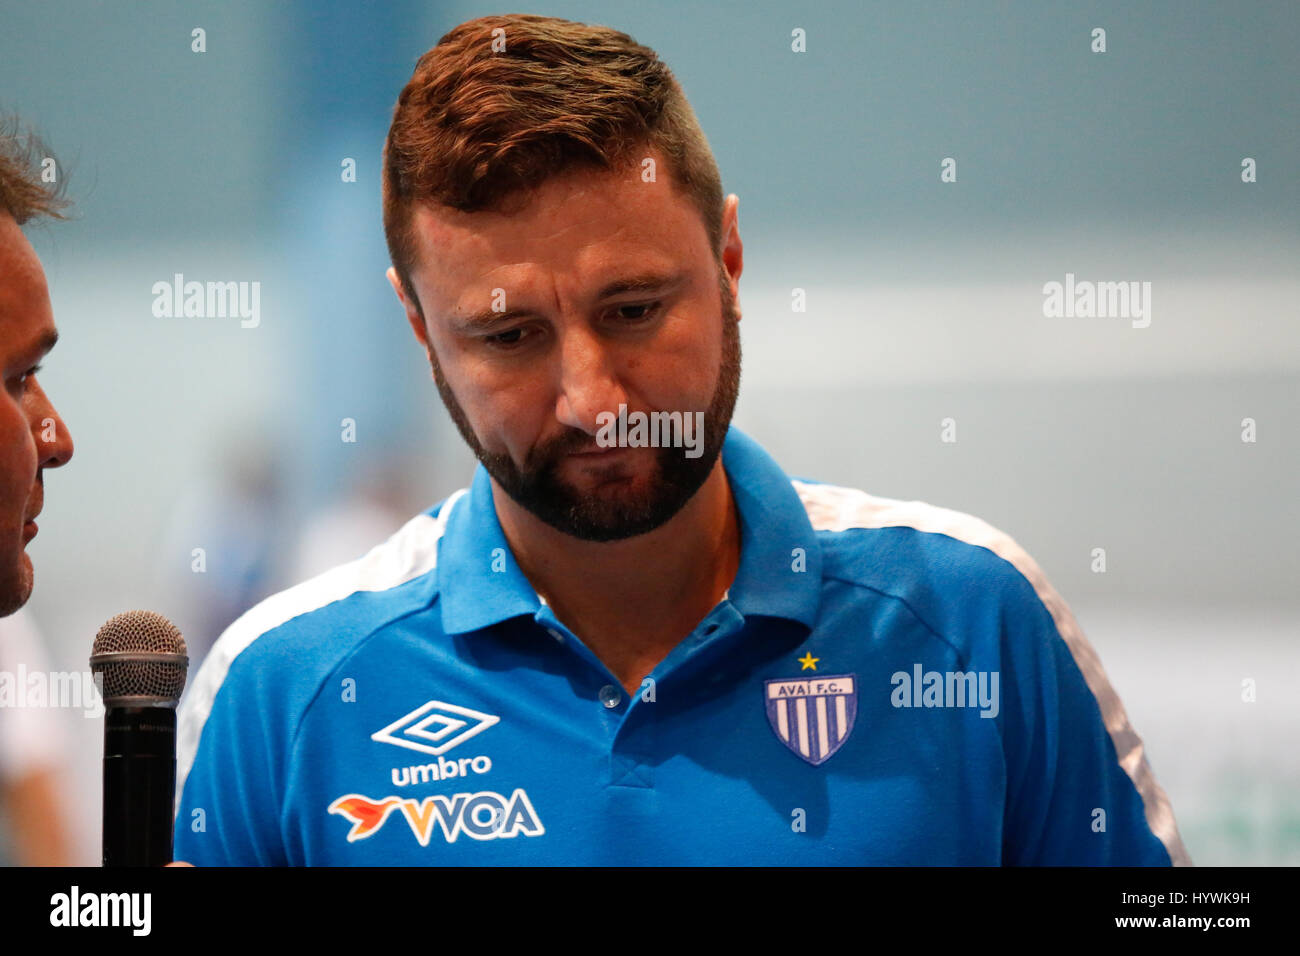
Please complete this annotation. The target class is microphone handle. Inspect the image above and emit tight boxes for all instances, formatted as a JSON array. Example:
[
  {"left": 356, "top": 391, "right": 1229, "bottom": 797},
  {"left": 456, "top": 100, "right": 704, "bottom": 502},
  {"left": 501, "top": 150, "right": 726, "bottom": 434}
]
[{"left": 102, "top": 706, "right": 176, "bottom": 867}]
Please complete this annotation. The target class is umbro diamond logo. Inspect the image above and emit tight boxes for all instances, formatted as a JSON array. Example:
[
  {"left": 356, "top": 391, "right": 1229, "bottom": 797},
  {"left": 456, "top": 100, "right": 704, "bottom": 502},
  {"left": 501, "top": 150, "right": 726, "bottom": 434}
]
[{"left": 371, "top": 700, "right": 500, "bottom": 756}]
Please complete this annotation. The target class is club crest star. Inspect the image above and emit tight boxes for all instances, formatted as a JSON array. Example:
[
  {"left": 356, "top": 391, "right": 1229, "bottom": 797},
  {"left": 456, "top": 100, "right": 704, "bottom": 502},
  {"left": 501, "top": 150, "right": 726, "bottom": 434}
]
[{"left": 798, "top": 652, "right": 819, "bottom": 671}]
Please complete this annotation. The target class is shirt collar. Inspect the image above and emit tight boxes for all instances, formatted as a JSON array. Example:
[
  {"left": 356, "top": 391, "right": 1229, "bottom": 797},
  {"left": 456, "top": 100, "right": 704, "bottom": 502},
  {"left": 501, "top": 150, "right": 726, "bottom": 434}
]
[{"left": 436, "top": 424, "right": 822, "bottom": 636}]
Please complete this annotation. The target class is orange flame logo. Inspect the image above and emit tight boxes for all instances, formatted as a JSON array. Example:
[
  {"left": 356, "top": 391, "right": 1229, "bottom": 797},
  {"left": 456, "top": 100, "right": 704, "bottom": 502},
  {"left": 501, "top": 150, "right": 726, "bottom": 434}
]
[{"left": 327, "top": 794, "right": 403, "bottom": 842}]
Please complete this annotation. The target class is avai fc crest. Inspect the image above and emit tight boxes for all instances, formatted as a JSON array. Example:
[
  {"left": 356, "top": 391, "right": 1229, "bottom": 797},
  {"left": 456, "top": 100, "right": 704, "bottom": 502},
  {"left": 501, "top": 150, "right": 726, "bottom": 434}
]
[{"left": 765, "top": 673, "right": 857, "bottom": 766}]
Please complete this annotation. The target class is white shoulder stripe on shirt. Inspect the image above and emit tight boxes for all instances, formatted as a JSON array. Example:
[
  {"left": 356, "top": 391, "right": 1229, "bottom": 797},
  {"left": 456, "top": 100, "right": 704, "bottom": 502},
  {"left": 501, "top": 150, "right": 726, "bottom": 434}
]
[
  {"left": 791, "top": 479, "right": 1192, "bottom": 866},
  {"left": 174, "top": 489, "right": 469, "bottom": 809}
]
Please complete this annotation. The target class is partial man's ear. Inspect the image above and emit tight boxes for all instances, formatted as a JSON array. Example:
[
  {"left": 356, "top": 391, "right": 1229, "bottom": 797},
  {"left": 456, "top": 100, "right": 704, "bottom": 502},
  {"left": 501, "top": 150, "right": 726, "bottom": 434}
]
[
  {"left": 720, "top": 194, "right": 743, "bottom": 321},
  {"left": 386, "top": 266, "right": 429, "bottom": 348}
]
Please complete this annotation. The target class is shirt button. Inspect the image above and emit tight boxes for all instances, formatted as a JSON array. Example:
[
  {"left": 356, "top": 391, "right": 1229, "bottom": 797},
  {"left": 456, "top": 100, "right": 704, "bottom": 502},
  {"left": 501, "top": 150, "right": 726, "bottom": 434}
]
[
  {"left": 598, "top": 684, "right": 621, "bottom": 709},
  {"left": 546, "top": 628, "right": 564, "bottom": 643}
]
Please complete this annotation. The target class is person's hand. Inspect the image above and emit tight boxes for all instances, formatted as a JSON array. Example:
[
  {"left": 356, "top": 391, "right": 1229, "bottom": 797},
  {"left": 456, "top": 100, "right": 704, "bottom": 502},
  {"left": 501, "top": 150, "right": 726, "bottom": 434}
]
[{"left": 164, "top": 861, "right": 194, "bottom": 866}]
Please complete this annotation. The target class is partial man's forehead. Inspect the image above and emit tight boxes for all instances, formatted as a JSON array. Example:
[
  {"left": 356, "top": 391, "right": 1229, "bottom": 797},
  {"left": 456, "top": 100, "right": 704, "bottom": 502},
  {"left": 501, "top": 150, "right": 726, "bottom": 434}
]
[
  {"left": 419, "top": 244, "right": 692, "bottom": 322},
  {"left": 0, "top": 215, "right": 57, "bottom": 359},
  {"left": 0, "top": 216, "right": 50, "bottom": 308},
  {"left": 408, "top": 192, "right": 700, "bottom": 302},
  {"left": 409, "top": 158, "right": 690, "bottom": 256}
]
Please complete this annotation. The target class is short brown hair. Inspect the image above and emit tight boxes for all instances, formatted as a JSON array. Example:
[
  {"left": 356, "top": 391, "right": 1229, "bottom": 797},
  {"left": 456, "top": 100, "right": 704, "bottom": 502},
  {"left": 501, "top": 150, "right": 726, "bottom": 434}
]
[
  {"left": 0, "top": 116, "right": 68, "bottom": 225},
  {"left": 382, "top": 14, "right": 724, "bottom": 313}
]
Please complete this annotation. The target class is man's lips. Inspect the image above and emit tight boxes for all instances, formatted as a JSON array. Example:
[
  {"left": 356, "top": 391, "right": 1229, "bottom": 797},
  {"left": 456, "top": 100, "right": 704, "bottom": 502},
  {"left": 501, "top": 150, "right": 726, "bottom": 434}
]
[
  {"left": 568, "top": 446, "right": 634, "bottom": 460},
  {"left": 23, "top": 491, "right": 42, "bottom": 537}
]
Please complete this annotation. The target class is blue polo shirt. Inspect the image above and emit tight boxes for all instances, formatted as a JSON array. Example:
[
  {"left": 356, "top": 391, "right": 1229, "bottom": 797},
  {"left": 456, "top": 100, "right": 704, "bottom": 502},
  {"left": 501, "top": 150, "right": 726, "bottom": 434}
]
[{"left": 174, "top": 425, "right": 1189, "bottom": 865}]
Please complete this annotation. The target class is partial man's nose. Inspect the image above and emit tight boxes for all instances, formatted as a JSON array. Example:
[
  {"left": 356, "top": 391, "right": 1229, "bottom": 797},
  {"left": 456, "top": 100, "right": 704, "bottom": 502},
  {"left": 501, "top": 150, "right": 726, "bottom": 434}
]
[
  {"left": 553, "top": 325, "right": 629, "bottom": 437},
  {"left": 28, "top": 379, "right": 73, "bottom": 469}
]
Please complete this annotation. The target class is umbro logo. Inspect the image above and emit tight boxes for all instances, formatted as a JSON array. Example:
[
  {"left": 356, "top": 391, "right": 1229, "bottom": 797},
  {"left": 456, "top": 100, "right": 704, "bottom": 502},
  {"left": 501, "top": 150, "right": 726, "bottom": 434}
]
[{"left": 371, "top": 700, "right": 500, "bottom": 756}]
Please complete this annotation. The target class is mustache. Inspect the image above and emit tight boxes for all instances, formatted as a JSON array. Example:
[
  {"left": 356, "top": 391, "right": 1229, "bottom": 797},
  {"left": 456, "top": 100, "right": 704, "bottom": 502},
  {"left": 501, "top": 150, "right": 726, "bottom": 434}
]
[{"left": 526, "top": 428, "right": 605, "bottom": 470}]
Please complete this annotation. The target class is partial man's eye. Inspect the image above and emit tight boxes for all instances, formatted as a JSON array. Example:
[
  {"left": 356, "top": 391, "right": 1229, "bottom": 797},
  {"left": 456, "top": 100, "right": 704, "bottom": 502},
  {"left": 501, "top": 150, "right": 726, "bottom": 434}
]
[
  {"left": 484, "top": 327, "right": 531, "bottom": 349},
  {"left": 615, "top": 302, "right": 661, "bottom": 322},
  {"left": 6, "top": 364, "right": 41, "bottom": 394}
]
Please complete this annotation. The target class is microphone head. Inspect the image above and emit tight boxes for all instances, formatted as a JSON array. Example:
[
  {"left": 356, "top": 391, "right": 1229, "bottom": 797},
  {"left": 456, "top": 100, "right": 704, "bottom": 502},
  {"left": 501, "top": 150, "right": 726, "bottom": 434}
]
[{"left": 90, "top": 610, "right": 189, "bottom": 707}]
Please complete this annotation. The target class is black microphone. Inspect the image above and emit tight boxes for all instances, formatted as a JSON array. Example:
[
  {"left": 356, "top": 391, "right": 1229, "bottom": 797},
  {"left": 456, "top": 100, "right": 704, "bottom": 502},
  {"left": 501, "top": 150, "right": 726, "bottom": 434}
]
[{"left": 89, "top": 611, "right": 189, "bottom": 867}]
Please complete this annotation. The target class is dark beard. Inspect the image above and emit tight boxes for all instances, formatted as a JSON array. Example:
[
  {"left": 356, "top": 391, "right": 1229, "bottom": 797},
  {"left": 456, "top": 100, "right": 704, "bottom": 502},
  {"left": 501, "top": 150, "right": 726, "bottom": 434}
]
[{"left": 428, "top": 267, "right": 741, "bottom": 542}]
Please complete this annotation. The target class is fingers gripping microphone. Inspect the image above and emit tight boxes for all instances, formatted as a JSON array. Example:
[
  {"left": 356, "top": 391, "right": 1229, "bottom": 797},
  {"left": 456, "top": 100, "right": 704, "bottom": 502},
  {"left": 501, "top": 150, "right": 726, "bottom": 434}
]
[{"left": 90, "top": 611, "right": 188, "bottom": 867}]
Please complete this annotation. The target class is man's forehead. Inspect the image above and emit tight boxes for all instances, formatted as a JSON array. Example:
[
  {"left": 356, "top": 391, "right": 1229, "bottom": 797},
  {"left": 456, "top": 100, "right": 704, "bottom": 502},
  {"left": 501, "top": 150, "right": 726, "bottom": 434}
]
[
  {"left": 0, "top": 215, "right": 57, "bottom": 355},
  {"left": 408, "top": 160, "right": 703, "bottom": 299}
]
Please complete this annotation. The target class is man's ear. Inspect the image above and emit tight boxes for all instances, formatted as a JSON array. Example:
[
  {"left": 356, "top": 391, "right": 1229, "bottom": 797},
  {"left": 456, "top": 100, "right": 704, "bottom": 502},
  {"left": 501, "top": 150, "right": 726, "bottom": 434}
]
[
  {"left": 720, "top": 194, "right": 743, "bottom": 321},
  {"left": 387, "top": 266, "right": 429, "bottom": 348}
]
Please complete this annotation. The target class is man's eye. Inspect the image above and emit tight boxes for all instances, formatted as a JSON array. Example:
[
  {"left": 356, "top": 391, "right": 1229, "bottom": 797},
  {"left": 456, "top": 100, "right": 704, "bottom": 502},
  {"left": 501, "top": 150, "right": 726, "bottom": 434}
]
[
  {"left": 484, "top": 327, "right": 531, "bottom": 349},
  {"left": 482, "top": 304, "right": 659, "bottom": 349},
  {"left": 7, "top": 364, "right": 41, "bottom": 393},
  {"left": 614, "top": 302, "right": 661, "bottom": 322}
]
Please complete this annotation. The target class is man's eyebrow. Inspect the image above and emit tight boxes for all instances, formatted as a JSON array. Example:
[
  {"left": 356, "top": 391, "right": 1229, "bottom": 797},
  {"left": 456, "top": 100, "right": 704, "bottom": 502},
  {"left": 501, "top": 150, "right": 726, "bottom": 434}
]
[
  {"left": 594, "top": 269, "right": 688, "bottom": 299},
  {"left": 449, "top": 270, "right": 689, "bottom": 332}
]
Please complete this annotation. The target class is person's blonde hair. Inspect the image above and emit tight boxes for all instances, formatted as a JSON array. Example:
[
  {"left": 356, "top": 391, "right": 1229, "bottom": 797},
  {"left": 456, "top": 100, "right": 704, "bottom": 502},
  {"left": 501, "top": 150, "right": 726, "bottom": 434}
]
[{"left": 0, "top": 116, "right": 68, "bottom": 225}]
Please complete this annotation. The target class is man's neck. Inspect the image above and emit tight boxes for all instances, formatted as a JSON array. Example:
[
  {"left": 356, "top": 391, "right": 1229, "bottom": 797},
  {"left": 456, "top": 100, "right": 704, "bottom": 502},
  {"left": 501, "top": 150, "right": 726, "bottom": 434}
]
[{"left": 491, "top": 461, "right": 741, "bottom": 692}]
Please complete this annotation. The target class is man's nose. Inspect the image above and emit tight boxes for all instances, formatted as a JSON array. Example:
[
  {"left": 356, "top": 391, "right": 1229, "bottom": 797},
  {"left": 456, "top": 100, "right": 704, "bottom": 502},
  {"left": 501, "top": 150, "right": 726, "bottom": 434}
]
[
  {"left": 28, "top": 380, "right": 73, "bottom": 469},
  {"left": 553, "top": 325, "right": 628, "bottom": 436}
]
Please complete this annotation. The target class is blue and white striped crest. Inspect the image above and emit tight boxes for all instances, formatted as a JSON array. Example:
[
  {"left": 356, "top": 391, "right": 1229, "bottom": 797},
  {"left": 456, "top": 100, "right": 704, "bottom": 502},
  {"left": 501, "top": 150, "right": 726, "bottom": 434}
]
[{"left": 765, "top": 674, "right": 857, "bottom": 766}]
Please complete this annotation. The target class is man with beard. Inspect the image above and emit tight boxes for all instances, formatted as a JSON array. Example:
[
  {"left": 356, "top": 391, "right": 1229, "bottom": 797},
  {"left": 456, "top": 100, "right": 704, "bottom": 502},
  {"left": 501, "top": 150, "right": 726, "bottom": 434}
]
[{"left": 175, "top": 15, "right": 1188, "bottom": 866}]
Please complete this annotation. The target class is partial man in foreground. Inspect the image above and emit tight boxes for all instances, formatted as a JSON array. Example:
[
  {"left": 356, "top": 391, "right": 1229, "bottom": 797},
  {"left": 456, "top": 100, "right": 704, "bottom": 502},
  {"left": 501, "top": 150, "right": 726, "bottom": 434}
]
[
  {"left": 0, "top": 117, "right": 77, "bottom": 865},
  {"left": 0, "top": 118, "right": 75, "bottom": 620},
  {"left": 175, "top": 14, "right": 1190, "bottom": 865}
]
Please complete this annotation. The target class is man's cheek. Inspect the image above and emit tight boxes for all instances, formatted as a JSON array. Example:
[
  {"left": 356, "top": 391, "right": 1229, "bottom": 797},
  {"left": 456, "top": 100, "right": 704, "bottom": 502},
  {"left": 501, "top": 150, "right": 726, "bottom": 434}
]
[
  {"left": 467, "top": 383, "right": 522, "bottom": 434},
  {"left": 0, "top": 413, "right": 35, "bottom": 479}
]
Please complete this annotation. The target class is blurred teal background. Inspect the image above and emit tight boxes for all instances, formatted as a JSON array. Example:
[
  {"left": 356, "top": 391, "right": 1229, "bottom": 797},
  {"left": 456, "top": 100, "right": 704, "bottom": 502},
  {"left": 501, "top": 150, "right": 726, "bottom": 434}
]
[{"left": 0, "top": 0, "right": 1296, "bottom": 865}]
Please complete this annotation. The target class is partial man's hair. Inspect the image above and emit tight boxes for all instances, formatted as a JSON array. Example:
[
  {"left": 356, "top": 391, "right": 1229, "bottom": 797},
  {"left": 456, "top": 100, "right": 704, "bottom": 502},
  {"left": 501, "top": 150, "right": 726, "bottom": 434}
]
[
  {"left": 0, "top": 115, "right": 69, "bottom": 225},
  {"left": 382, "top": 13, "right": 724, "bottom": 315}
]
